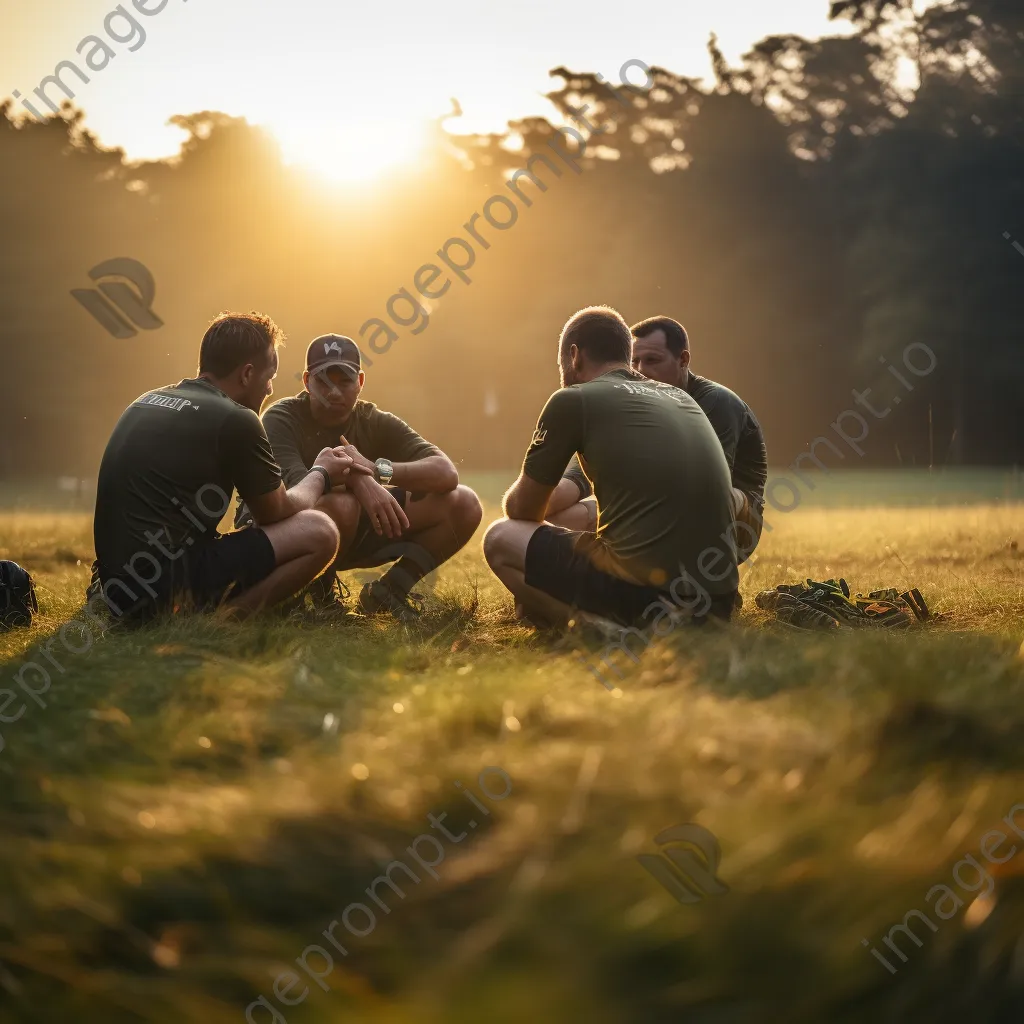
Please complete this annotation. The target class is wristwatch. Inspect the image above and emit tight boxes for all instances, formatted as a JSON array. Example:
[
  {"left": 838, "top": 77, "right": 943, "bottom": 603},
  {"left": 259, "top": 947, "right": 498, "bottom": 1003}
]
[
  {"left": 374, "top": 458, "right": 394, "bottom": 485},
  {"left": 310, "top": 465, "right": 331, "bottom": 495}
]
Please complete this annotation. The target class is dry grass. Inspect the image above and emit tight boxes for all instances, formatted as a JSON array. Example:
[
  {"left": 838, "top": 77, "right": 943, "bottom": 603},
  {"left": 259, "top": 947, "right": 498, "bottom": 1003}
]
[{"left": 1, "top": 479, "right": 1023, "bottom": 1023}]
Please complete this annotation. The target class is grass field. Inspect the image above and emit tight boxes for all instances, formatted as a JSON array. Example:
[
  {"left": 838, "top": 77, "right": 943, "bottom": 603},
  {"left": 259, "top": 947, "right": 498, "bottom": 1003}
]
[{"left": 1, "top": 471, "right": 1023, "bottom": 1023}]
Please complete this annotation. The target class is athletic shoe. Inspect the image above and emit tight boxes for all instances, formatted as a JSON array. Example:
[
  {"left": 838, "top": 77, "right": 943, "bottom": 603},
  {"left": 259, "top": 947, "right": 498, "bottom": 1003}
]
[
  {"left": 358, "top": 579, "right": 424, "bottom": 622},
  {"left": 755, "top": 590, "right": 844, "bottom": 631},
  {"left": 755, "top": 578, "right": 919, "bottom": 630},
  {"left": 307, "top": 570, "right": 350, "bottom": 612}
]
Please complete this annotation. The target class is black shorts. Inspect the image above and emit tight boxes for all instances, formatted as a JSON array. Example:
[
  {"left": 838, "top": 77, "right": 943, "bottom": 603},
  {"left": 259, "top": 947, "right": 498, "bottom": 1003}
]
[
  {"left": 101, "top": 528, "right": 276, "bottom": 622},
  {"left": 335, "top": 487, "right": 413, "bottom": 570},
  {"left": 524, "top": 526, "right": 736, "bottom": 628}
]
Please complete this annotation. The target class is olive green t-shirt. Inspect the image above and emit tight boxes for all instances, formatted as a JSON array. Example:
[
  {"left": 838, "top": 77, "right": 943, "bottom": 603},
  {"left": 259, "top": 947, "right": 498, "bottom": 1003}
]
[
  {"left": 259, "top": 393, "right": 440, "bottom": 487},
  {"left": 523, "top": 368, "right": 738, "bottom": 596},
  {"left": 564, "top": 371, "right": 768, "bottom": 511},
  {"left": 94, "top": 378, "right": 282, "bottom": 578}
]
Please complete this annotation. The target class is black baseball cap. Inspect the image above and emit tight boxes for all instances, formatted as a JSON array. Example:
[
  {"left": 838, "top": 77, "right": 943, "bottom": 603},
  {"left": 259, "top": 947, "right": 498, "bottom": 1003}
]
[{"left": 306, "top": 334, "right": 361, "bottom": 380}]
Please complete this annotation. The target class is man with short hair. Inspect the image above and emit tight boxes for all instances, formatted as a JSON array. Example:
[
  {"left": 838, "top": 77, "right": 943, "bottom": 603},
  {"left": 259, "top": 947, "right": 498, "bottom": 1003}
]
[
  {"left": 483, "top": 306, "right": 738, "bottom": 628},
  {"left": 246, "top": 334, "right": 482, "bottom": 620},
  {"left": 92, "top": 312, "right": 365, "bottom": 622},
  {"left": 549, "top": 315, "right": 768, "bottom": 563}
]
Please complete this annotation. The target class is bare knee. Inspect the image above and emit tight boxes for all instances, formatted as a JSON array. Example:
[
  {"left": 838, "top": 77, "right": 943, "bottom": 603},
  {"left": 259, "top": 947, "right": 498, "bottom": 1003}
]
[
  {"left": 450, "top": 485, "right": 483, "bottom": 538},
  {"left": 300, "top": 509, "right": 341, "bottom": 564},
  {"left": 482, "top": 517, "right": 512, "bottom": 569},
  {"left": 317, "top": 491, "right": 362, "bottom": 541}
]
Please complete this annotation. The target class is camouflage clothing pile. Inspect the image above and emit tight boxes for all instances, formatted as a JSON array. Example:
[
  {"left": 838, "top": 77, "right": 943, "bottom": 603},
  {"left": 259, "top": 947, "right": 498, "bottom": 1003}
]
[{"left": 755, "top": 578, "right": 930, "bottom": 631}]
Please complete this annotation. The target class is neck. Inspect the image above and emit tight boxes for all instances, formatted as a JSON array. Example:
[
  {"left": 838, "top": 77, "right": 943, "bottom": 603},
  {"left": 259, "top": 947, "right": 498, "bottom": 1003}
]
[
  {"left": 582, "top": 360, "right": 631, "bottom": 384},
  {"left": 197, "top": 373, "right": 245, "bottom": 404}
]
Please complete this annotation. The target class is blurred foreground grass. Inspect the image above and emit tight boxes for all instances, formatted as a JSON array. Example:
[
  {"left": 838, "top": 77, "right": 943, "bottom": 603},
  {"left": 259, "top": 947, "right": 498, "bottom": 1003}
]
[{"left": 1, "top": 473, "right": 1023, "bottom": 1023}]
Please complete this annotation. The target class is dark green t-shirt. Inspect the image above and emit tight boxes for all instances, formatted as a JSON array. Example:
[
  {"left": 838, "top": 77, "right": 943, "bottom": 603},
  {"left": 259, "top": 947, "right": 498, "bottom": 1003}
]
[
  {"left": 685, "top": 373, "right": 767, "bottom": 508},
  {"left": 250, "top": 393, "right": 440, "bottom": 511},
  {"left": 524, "top": 368, "right": 738, "bottom": 596},
  {"left": 564, "top": 372, "right": 767, "bottom": 510},
  {"left": 94, "top": 378, "right": 282, "bottom": 578}
]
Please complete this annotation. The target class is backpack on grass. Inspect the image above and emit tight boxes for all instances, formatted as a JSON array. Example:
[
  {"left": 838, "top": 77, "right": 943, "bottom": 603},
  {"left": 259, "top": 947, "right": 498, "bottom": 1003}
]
[{"left": 0, "top": 560, "right": 39, "bottom": 629}]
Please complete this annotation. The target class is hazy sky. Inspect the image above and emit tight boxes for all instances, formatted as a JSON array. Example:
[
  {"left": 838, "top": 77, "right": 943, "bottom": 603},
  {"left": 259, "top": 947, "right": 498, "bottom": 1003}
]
[{"left": 1, "top": 0, "right": 855, "bottom": 178}]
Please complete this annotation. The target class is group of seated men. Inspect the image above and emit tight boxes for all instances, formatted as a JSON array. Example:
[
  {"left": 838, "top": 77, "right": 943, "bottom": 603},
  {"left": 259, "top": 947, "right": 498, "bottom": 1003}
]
[{"left": 90, "top": 306, "right": 766, "bottom": 630}]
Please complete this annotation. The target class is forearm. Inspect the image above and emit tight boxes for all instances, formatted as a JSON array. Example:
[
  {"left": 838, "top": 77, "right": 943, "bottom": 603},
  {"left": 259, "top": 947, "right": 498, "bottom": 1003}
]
[
  {"left": 503, "top": 480, "right": 547, "bottom": 522},
  {"left": 390, "top": 455, "right": 458, "bottom": 493},
  {"left": 252, "top": 471, "right": 328, "bottom": 525},
  {"left": 547, "top": 477, "right": 585, "bottom": 516}
]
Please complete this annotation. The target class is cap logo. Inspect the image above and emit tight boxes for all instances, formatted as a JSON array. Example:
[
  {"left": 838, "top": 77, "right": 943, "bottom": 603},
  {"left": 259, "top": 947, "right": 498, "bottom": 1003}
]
[{"left": 324, "top": 341, "right": 343, "bottom": 356}]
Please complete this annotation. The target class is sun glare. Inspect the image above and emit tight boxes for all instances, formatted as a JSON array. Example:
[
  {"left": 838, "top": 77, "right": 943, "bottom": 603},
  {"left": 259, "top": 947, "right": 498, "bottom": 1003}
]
[{"left": 272, "top": 114, "right": 431, "bottom": 186}]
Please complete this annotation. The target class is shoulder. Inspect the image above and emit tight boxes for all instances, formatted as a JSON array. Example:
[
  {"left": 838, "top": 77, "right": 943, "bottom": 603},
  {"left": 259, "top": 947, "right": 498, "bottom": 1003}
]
[
  {"left": 262, "top": 393, "right": 308, "bottom": 426},
  {"left": 540, "top": 386, "right": 584, "bottom": 416},
  {"left": 225, "top": 402, "right": 268, "bottom": 437},
  {"left": 689, "top": 374, "right": 747, "bottom": 415},
  {"left": 354, "top": 400, "right": 412, "bottom": 432}
]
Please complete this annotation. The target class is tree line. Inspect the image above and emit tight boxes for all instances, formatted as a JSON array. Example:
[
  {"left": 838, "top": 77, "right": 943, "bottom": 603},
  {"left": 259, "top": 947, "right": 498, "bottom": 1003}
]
[{"left": 0, "top": 0, "right": 1020, "bottom": 477}]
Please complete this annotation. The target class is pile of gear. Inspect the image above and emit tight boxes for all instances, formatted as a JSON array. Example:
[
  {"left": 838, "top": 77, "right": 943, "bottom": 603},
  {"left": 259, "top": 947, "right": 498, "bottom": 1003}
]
[{"left": 755, "top": 578, "right": 930, "bottom": 631}]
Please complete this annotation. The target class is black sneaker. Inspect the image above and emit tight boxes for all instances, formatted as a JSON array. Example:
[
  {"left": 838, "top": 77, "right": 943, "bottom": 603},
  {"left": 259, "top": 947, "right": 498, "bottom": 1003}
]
[
  {"left": 358, "top": 579, "right": 424, "bottom": 622},
  {"left": 756, "top": 590, "right": 843, "bottom": 631},
  {"left": 307, "top": 570, "right": 350, "bottom": 612}
]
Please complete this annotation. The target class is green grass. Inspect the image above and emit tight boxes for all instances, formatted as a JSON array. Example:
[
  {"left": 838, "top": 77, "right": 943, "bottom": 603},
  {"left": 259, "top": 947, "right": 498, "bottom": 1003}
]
[{"left": 1, "top": 473, "right": 1023, "bottom": 1023}]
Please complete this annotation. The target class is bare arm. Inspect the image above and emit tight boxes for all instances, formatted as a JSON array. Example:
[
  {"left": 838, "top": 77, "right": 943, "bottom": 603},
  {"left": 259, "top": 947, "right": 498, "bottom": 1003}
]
[
  {"left": 504, "top": 474, "right": 556, "bottom": 522},
  {"left": 546, "top": 477, "right": 587, "bottom": 516},
  {"left": 390, "top": 453, "right": 458, "bottom": 492},
  {"left": 339, "top": 436, "right": 458, "bottom": 493},
  {"left": 247, "top": 449, "right": 368, "bottom": 526}
]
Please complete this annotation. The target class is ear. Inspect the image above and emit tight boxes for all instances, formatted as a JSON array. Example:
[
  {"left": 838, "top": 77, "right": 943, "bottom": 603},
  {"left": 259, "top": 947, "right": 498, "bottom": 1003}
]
[
  {"left": 570, "top": 343, "right": 582, "bottom": 369},
  {"left": 240, "top": 362, "right": 255, "bottom": 385},
  {"left": 302, "top": 369, "right": 311, "bottom": 390},
  {"left": 357, "top": 371, "right": 366, "bottom": 388},
  {"left": 680, "top": 349, "right": 692, "bottom": 371}
]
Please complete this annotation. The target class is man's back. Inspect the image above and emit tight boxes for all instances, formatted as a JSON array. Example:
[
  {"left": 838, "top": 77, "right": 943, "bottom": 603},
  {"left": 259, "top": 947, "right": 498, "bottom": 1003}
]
[
  {"left": 94, "top": 378, "right": 280, "bottom": 578},
  {"left": 686, "top": 373, "right": 767, "bottom": 508},
  {"left": 526, "top": 368, "right": 737, "bottom": 596}
]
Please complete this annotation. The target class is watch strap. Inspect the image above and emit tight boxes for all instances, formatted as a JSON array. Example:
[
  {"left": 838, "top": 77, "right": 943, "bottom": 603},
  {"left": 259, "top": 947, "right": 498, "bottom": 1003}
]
[{"left": 310, "top": 465, "right": 331, "bottom": 495}]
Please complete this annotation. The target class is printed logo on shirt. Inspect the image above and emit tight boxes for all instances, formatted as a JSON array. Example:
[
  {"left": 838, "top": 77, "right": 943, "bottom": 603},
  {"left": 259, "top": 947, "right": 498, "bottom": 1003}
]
[
  {"left": 614, "top": 381, "right": 687, "bottom": 407},
  {"left": 135, "top": 393, "right": 194, "bottom": 412},
  {"left": 531, "top": 427, "right": 548, "bottom": 447}
]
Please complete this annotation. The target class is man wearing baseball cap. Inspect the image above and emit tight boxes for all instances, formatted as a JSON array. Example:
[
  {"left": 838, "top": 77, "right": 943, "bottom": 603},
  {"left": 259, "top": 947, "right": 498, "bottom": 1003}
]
[{"left": 239, "top": 334, "right": 482, "bottom": 619}]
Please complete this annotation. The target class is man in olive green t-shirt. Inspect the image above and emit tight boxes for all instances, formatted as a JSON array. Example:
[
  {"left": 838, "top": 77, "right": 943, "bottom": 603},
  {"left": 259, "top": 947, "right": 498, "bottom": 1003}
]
[
  {"left": 482, "top": 305, "right": 738, "bottom": 629},
  {"left": 240, "top": 334, "right": 483, "bottom": 620}
]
